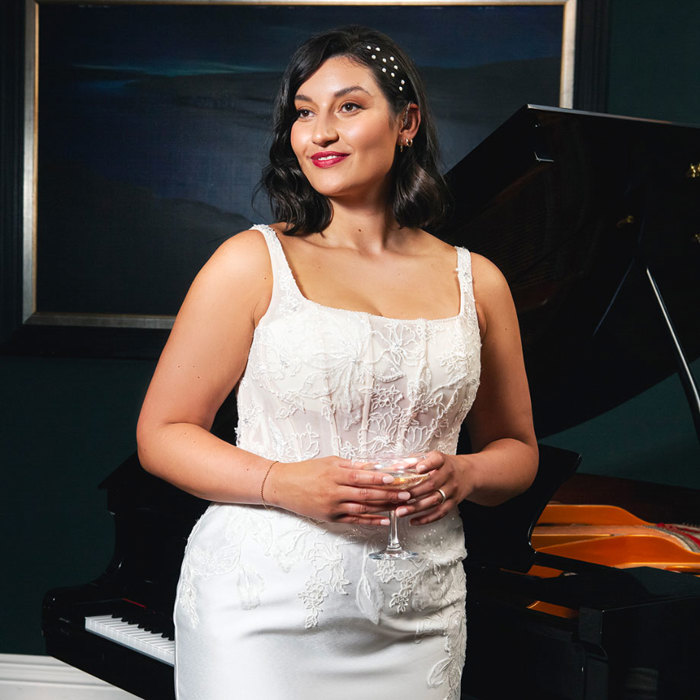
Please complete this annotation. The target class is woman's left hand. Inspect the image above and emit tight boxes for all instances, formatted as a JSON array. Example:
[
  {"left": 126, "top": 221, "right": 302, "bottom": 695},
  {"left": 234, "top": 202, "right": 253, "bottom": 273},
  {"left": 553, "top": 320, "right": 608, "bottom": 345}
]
[{"left": 395, "top": 451, "right": 470, "bottom": 526}]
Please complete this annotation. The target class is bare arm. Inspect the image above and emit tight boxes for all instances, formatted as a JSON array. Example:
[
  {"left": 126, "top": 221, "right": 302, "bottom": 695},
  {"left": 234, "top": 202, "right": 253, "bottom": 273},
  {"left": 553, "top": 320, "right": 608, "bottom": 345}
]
[
  {"left": 136, "top": 229, "right": 276, "bottom": 502},
  {"left": 459, "top": 252, "right": 538, "bottom": 504},
  {"left": 137, "top": 229, "right": 408, "bottom": 521},
  {"left": 395, "top": 253, "right": 538, "bottom": 523}
]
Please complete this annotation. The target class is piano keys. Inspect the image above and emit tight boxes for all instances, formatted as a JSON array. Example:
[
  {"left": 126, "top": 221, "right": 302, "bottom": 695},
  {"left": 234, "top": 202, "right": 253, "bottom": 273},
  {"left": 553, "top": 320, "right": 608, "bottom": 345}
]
[{"left": 85, "top": 615, "right": 174, "bottom": 666}]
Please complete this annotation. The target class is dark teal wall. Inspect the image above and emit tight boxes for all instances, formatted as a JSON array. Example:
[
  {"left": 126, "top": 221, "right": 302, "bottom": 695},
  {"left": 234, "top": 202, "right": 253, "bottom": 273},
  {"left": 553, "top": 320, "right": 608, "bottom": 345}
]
[
  {"left": 606, "top": 0, "right": 700, "bottom": 125},
  {"left": 2, "top": 357, "right": 156, "bottom": 655},
  {"left": 2, "top": 0, "right": 699, "bottom": 657},
  {"left": 542, "top": 358, "right": 700, "bottom": 488}
]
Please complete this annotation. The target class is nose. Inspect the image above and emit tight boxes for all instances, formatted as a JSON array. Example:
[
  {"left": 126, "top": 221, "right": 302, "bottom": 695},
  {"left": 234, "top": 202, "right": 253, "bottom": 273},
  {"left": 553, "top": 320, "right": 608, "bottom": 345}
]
[{"left": 312, "top": 112, "right": 338, "bottom": 147}]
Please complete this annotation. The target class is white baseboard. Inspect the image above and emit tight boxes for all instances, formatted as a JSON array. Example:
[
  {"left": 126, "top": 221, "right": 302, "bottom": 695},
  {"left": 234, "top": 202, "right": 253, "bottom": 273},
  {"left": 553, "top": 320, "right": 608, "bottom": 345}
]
[{"left": 0, "top": 654, "right": 138, "bottom": 699}]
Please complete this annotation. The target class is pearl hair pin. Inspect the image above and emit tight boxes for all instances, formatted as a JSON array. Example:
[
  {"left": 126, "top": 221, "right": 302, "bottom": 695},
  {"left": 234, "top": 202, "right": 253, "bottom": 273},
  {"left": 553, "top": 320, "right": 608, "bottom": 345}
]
[{"left": 365, "top": 45, "right": 409, "bottom": 92}]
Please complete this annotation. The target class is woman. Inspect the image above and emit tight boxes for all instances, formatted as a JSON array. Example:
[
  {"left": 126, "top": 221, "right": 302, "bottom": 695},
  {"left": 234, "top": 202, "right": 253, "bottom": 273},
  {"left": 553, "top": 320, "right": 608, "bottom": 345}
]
[{"left": 137, "top": 26, "right": 537, "bottom": 699}]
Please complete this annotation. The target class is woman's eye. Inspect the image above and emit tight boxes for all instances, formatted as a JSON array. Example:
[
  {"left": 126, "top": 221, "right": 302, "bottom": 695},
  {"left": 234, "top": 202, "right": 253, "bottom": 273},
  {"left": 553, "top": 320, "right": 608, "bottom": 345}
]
[
  {"left": 296, "top": 108, "right": 312, "bottom": 120},
  {"left": 340, "top": 102, "right": 361, "bottom": 113}
]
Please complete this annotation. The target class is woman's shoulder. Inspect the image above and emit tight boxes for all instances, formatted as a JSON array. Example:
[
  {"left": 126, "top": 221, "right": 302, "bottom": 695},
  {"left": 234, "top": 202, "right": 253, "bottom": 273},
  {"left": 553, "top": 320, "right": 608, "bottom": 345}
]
[
  {"left": 468, "top": 252, "right": 509, "bottom": 294},
  {"left": 189, "top": 226, "right": 277, "bottom": 304},
  {"left": 204, "top": 224, "right": 288, "bottom": 275},
  {"left": 467, "top": 252, "right": 516, "bottom": 337},
  {"left": 415, "top": 231, "right": 503, "bottom": 285},
  {"left": 176, "top": 226, "right": 286, "bottom": 326},
  {"left": 214, "top": 224, "right": 274, "bottom": 259}
]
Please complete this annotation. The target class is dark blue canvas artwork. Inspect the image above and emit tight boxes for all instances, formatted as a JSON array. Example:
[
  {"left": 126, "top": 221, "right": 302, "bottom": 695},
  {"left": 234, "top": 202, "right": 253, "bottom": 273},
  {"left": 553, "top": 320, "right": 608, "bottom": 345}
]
[{"left": 36, "top": 3, "right": 563, "bottom": 318}]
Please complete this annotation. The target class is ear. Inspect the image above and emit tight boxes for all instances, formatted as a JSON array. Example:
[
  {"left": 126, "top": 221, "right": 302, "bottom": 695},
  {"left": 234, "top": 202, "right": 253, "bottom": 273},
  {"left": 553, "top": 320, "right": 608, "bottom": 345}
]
[{"left": 397, "top": 103, "right": 420, "bottom": 144}]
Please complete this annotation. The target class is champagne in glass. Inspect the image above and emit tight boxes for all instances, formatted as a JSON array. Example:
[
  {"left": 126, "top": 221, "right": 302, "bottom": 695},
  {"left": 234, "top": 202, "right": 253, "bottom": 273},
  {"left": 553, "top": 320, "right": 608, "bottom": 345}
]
[{"left": 356, "top": 455, "right": 428, "bottom": 560}]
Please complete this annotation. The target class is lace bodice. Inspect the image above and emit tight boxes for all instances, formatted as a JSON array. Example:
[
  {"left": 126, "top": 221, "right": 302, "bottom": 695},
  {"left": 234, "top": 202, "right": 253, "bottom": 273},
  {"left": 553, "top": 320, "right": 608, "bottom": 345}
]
[{"left": 235, "top": 224, "right": 481, "bottom": 461}]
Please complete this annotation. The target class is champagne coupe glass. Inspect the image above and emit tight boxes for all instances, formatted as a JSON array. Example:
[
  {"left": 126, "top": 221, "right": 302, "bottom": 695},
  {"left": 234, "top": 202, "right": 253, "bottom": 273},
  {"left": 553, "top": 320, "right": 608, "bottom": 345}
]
[{"left": 357, "top": 454, "right": 429, "bottom": 560}]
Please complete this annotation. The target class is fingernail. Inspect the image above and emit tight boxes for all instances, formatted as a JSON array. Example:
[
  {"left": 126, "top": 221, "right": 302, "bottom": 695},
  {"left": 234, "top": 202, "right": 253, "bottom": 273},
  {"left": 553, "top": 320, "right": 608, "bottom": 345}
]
[
  {"left": 398, "top": 491, "right": 411, "bottom": 500},
  {"left": 396, "top": 507, "right": 408, "bottom": 517},
  {"left": 380, "top": 518, "right": 390, "bottom": 526},
  {"left": 382, "top": 475, "right": 395, "bottom": 484}
]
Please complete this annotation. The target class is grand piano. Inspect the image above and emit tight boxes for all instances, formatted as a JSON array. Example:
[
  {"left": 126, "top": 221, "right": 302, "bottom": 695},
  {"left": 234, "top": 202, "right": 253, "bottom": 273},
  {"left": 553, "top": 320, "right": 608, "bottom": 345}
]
[{"left": 42, "top": 106, "right": 700, "bottom": 699}]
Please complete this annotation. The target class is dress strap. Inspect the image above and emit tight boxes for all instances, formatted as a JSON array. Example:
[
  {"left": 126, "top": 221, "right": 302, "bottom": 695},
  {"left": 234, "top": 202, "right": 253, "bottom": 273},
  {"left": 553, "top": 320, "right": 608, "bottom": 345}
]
[
  {"left": 250, "top": 223, "right": 285, "bottom": 272},
  {"left": 456, "top": 246, "right": 481, "bottom": 344},
  {"left": 250, "top": 223, "right": 304, "bottom": 316},
  {"left": 457, "top": 246, "right": 474, "bottom": 297}
]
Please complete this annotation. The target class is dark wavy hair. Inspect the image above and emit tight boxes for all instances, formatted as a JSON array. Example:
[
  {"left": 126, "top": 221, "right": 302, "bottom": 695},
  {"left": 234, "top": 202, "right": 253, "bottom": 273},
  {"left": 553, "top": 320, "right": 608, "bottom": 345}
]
[{"left": 260, "top": 26, "right": 449, "bottom": 235}]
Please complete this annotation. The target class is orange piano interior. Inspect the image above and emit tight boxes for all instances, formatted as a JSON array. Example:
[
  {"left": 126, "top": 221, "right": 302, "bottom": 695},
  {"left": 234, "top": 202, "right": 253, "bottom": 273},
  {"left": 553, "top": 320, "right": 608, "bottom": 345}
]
[{"left": 526, "top": 474, "right": 700, "bottom": 618}]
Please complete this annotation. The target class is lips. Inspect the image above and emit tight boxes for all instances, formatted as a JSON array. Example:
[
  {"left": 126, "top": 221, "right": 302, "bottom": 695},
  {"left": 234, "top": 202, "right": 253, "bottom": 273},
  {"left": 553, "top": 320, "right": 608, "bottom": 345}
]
[{"left": 310, "top": 151, "right": 348, "bottom": 168}]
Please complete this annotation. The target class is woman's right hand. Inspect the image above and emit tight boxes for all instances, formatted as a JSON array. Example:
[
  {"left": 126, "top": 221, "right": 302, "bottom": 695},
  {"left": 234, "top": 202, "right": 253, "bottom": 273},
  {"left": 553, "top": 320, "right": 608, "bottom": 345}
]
[{"left": 264, "top": 456, "right": 412, "bottom": 525}]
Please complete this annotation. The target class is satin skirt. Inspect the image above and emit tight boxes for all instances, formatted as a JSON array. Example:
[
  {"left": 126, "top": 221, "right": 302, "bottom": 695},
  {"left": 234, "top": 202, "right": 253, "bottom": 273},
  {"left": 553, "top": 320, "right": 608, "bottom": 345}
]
[{"left": 174, "top": 503, "right": 467, "bottom": 699}]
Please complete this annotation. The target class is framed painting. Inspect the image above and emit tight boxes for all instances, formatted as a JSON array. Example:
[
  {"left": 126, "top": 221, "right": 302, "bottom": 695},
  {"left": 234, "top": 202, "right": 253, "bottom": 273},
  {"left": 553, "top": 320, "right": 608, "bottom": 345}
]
[{"left": 1, "top": 0, "right": 609, "bottom": 357}]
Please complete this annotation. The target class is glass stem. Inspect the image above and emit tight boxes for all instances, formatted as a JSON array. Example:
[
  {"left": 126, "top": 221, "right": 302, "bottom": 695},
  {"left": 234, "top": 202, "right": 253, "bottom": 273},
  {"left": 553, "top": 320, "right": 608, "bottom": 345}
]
[{"left": 387, "top": 509, "right": 401, "bottom": 551}]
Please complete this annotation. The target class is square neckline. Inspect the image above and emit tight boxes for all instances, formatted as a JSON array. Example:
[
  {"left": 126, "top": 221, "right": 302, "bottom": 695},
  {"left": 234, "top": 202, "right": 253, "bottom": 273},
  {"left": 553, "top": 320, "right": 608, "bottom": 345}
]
[{"left": 256, "top": 224, "right": 465, "bottom": 324}]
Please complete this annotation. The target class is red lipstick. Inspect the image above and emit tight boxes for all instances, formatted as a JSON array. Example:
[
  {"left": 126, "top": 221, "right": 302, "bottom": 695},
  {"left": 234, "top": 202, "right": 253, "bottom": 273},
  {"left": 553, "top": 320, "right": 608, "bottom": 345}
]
[{"left": 310, "top": 151, "right": 348, "bottom": 168}]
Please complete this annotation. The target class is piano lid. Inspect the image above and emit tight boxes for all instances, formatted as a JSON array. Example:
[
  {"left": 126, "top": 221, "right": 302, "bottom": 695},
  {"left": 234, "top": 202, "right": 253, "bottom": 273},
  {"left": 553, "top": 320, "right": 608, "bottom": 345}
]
[{"left": 436, "top": 105, "right": 700, "bottom": 439}]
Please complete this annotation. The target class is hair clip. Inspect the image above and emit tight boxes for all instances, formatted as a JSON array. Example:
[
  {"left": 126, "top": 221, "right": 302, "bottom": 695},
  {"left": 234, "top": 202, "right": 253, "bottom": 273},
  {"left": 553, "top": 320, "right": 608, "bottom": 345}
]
[{"left": 365, "top": 44, "right": 410, "bottom": 94}]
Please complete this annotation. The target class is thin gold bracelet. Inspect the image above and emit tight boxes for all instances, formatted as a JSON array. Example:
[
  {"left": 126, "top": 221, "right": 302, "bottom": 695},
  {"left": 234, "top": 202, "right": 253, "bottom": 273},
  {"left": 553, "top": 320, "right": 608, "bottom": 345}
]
[{"left": 260, "top": 460, "right": 279, "bottom": 509}]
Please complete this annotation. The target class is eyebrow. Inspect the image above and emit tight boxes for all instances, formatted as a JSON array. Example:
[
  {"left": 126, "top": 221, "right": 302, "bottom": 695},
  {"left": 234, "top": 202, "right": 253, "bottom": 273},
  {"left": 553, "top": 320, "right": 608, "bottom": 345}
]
[{"left": 294, "top": 85, "right": 371, "bottom": 102}]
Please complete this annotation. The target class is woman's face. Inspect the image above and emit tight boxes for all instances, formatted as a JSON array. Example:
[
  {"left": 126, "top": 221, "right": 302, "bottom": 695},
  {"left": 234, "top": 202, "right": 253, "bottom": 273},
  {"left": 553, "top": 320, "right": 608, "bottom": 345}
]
[{"left": 290, "top": 56, "right": 404, "bottom": 207}]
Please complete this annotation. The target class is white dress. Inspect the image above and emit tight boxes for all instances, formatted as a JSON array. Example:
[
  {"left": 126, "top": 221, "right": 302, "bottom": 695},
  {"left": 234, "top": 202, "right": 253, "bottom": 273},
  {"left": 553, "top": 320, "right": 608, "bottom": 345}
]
[{"left": 174, "top": 224, "right": 481, "bottom": 699}]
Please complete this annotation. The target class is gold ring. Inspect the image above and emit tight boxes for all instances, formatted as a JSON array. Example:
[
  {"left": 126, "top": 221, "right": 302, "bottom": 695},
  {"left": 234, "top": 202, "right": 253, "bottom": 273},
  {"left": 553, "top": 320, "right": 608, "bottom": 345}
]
[{"left": 436, "top": 488, "right": 447, "bottom": 504}]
